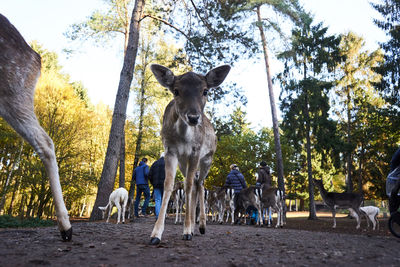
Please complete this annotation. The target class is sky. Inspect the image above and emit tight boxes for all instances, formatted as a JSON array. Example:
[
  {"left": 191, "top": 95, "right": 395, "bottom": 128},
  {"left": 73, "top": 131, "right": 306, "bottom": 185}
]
[{"left": 1, "top": 0, "right": 388, "bottom": 130}]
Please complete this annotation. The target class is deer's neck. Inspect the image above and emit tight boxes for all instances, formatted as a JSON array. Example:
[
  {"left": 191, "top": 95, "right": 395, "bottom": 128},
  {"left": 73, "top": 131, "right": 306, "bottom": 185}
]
[{"left": 317, "top": 184, "right": 330, "bottom": 202}]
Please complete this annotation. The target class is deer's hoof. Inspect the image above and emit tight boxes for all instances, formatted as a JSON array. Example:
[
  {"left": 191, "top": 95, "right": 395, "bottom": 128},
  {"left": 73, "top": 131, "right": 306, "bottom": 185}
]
[
  {"left": 182, "top": 234, "right": 192, "bottom": 241},
  {"left": 60, "top": 227, "right": 72, "bottom": 242},
  {"left": 150, "top": 237, "right": 160, "bottom": 245},
  {"left": 199, "top": 227, "right": 205, "bottom": 234}
]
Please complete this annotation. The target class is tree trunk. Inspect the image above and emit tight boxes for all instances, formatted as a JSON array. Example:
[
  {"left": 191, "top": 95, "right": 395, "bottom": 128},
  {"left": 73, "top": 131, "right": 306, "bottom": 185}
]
[
  {"left": 358, "top": 143, "right": 364, "bottom": 193},
  {"left": 127, "top": 63, "right": 148, "bottom": 215},
  {"left": 255, "top": 6, "right": 285, "bottom": 194},
  {"left": 90, "top": 0, "right": 145, "bottom": 221},
  {"left": 119, "top": 133, "right": 126, "bottom": 188},
  {"left": 7, "top": 176, "right": 21, "bottom": 215},
  {"left": 119, "top": 0, "right": 131, "bottom": 191},
  {"left": 346, "top": 87, "right": 353, "bottom": 192},
  {"left": 0, "top": 141, "right": 23, "bottom": 213},
  {"left": 305, "top": 89, "right": 317, "bottom": 220}
]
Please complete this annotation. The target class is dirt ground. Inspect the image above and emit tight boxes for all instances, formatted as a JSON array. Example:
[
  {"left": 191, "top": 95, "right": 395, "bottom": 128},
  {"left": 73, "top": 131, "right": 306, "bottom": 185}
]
[{"left": 1, "top": 212, "right": 399, "bottom": 266}]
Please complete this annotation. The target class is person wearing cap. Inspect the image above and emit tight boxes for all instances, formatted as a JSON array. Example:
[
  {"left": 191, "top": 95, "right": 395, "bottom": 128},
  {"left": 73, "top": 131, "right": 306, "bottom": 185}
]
[
  {"left": 224, "top": 164, "right": 247, "bottom": 193},
  {"left": 256, "top": 161, "right": 273, "bottom": 225},
  {"left": 256, "top": 161, "right": 271, "bottom": 188}
]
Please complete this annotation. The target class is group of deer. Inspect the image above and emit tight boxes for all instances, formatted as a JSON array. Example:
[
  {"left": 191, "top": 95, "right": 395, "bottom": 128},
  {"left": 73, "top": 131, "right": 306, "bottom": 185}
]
[
  {"left": 0, "top": 13, "right": 380, "bottom": 245},
  {"left": 171, "top": 183, "right": 285, "bottom": 228}
]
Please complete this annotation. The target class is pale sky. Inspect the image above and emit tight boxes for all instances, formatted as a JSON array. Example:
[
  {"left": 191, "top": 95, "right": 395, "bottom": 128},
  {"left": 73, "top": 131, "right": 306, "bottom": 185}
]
[{"left": 1, "top": 0, "right": 387, "bottom": 129}]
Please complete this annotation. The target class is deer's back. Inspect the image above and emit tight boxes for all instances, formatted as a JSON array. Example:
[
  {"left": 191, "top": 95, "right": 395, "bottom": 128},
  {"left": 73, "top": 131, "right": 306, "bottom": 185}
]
[
  {"left": 327, "top": 192, "right": 363, "bottom": 207},
  {"left": 0, "top": 14, "right": 41, "bottom": 112}
]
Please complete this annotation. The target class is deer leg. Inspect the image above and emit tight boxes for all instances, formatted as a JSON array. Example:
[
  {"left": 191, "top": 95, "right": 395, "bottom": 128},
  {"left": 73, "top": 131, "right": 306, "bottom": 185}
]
[
  {"left": 175, "top": 198, "right": 179, "bottom": 224},
  {"left": 3, "top": 116, "right": 72, "bottom": 240},
  {"left": 198, "top": 184, "right": 206, "bottom": 234},
  {"left": 332, "top": 208, "right": 337, "bottom": 228},
  {"left": 122, "top": 201, "right": 127, "bottom": 224},
  {"left": 150, "top": 153, "right": 177, "bottom": 245},
  {"left": 183, "top": 169, "right": 196, "bottom": 240},
  {"left": 115, "top": 203, "right": 122, "bottom": 224},
  {"left": 107, "top": 204, "right": 112, "bottom": 223},
  {"left": 190, "top": 183, "right": 198, "bottom": 235}
]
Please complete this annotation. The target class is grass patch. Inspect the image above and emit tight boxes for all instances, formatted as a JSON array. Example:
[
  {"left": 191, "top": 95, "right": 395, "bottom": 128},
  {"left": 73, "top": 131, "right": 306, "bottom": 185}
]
[{"left": 0, "top": 215, "right": 55, "bottom": 228}]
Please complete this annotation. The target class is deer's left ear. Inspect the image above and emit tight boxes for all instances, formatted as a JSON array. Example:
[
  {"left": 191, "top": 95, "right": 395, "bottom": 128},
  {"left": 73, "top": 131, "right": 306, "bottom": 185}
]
[
  {"left": 150, "top": 64, "right": 175, "bottom": 88},
  {"left": 206, "top": 65, "right": 231, "bottom": 88}
]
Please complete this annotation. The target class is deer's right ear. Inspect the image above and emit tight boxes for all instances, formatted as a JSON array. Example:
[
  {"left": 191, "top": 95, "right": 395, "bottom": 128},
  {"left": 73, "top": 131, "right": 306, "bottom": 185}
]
[{"left": 150, "top": 64, "right": 175, "bottom": 88}]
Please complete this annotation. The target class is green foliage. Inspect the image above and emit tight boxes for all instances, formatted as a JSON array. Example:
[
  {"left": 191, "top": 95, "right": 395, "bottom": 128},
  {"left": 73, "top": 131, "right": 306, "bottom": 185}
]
[
  {"left": 372, "top": 0, "right": 400, "bottom": 107},
  {"left": 0, "top": 215, "right": 55, "bottom": 228},
  {"left": 64, "top": 0, "right": 134, "bottom": 48}
]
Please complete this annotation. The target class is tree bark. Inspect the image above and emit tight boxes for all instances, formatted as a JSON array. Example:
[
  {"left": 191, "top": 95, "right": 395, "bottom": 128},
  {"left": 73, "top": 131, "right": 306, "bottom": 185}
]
[
  {"left": 90, "top": 0, "right": 145, "bottom": 221},
  {"left": 346, "top": 88, "right": 353, "bottom": 192},
  {"left": 119, "top": 134, "right": 126, "bottom": 188},
  {"left": 255, "top": 6, "right": 285, "bottom": 194}
]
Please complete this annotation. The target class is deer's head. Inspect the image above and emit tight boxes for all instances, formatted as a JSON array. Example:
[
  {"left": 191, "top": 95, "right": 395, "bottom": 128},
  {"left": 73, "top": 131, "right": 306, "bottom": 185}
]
[{"left": 150, "top": 64, "right": 231, "bottom": 126}]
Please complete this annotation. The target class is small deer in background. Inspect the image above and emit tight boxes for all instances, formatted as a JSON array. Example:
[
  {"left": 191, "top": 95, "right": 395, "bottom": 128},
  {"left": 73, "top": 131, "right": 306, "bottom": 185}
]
[
  {"left": 313, "top": 179, "right": 363, "bottom": 229},
  {"left": 98, "top": 188, "right": 128, "bottom": 224},
  {"left": 0, "top": 14, "right": 72, "bottom": 241},
  {"left": 149, "top": 64, "right": 230, "bottom": 245}
]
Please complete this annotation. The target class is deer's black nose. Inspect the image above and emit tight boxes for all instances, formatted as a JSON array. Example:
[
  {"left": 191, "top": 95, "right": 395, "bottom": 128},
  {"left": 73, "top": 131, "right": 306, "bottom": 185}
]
[{"left": 187, "top": 114, "right": 200, "bottom": 125}]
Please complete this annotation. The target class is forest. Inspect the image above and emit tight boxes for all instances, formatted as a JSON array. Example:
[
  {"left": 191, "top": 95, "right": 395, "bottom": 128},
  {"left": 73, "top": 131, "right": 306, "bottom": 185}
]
[{"left": 0, "top": 0, "right": 399, "bottom": 221}]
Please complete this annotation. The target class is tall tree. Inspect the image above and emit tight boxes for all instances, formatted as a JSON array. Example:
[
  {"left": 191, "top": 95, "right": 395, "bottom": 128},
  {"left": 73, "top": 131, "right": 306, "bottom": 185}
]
[
  {"left": 372, "top": 0, "right": 400, "bottom": 107},
  {"left": 334, "top": 32, "right": 384, "bottom": 193},
  {"left": 90, "top": 0, "right": 145, "bottom": 221},
  {"left": 278, "top": 19, "right": 341, "bottom": 219},
  {"left": 66, "top": 0, "right": 135, "bottom": 191},
  {"left": 188, "top": 0, "right": 307, "bottom": 195}
]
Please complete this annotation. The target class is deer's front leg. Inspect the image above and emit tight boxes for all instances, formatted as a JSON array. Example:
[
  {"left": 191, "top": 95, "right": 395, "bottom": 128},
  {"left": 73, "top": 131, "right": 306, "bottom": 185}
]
[
  {"left": 198, "top": 184, "right": 207, "bottom": 233},
  {"left": 150, "top": 154, "right": 177, "bottom": 245},
  {"left": 183, "top": 170, "right": 195, "bottom": 240},
  {"left": 332, "top": 208, "right": 337, "bottom": 228},
  {"left": 190, "top": 182, "right": 198, "bottom": 235}
]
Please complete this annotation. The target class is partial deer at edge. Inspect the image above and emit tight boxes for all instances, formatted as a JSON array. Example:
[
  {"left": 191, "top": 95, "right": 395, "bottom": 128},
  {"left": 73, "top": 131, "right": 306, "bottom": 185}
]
[
  {"left": 313, "top": 179, "right": 363, "bottom": 229},
  {"left": 149, "top": 64, "right": 230, "bottom": 245},
  {"left": 0, "top": 14, "right": 72, "bottom": 240}
]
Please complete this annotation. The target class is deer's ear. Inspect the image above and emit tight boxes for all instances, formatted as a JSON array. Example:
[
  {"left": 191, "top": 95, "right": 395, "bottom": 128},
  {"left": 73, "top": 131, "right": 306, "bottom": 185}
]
[
  {"left": 150, "top": 64, "right": 175, "bottom": 88},
  {"left": 206, "top": 65, "right": 231, "bottom": 88}
]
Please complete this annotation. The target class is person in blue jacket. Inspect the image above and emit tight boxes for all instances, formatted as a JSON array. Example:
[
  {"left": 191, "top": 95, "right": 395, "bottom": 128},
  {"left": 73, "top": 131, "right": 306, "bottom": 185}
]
[
  {"left": 133, "top": 158, "right": 150, "bottom": 218},
  {"left": 224, "top": 164, "right": 247, "bottom": 193}
]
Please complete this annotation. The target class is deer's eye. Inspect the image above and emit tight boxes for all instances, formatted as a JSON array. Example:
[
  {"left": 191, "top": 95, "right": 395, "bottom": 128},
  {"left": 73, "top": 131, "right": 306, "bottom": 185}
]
[
  {"left": 203, "top": 89, "right": 208, "bottom": 96},
  {"left": 173, "top": 89, "right": 179, "bottom": 96}
]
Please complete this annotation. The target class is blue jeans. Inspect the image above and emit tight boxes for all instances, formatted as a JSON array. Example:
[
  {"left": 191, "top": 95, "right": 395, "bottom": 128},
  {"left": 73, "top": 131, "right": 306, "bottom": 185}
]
[
  {"left": 134, "top": 184, "right": 150, "bottom": 216},
  {"left": 153, "top": 187, "right": 164, "bottom": 218}
]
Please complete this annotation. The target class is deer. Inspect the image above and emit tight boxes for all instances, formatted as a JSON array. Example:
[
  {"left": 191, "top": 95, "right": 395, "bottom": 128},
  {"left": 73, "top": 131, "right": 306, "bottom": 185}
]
[
  {"left": 173, "top": 181, "right": 185, "bottom": 224},
  {"left": 149, "top": 64, "right": 231, "bottom": 245},
  {"left": 255, "top": 184, "right": 284, "bottom": 228},
  {"left": 0, "top": 14, "right": 72, "bottom": 241},
  {"left": 98, "top": 188, "right": 128, "bottom": 224},
  {"left": 313, "top": 179, "right": 363, "bottom": 229}
]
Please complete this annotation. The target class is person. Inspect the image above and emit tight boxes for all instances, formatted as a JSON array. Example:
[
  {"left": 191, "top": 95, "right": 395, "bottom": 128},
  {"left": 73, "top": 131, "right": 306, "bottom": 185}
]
[
  {"left": 387, "top": 147, "right": 400, "bottom": 197},
  {"left": 225, "top": 164, "right": 255, "bottom": 224},
  {"left": 256, "top": 161, "right": 272, "bottom": 224},
  {"left": 133, "top": 157, "right": 150, "bottom": 218},
  {"left": 224, "top": 164, "right": 247, "bottom": 193},
  {"left": 256, "top": 161, "right": 271, "bottom": 188},
  {"left": 148, "top": 152, "right": 165, "bottom": 220}
]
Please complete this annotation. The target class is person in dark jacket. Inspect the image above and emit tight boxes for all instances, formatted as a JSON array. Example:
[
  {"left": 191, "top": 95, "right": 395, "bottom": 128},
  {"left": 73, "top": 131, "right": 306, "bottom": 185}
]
[
  {"left": 256, "top": 161, "right": 271, "bottom": 188},
  {"left": 149, "top": 153, "right": 165, "bottom": 219},
  {"left": 256, "top": 161, "right": 273, "bottom": 224},
  {"left": 224, "top": 164, "right": 247, "bottom": 193},
  {"left": 390, "top": 147, "right": 400, "bottom": 172},
  {"left": 133, "top": 158, "right": 150, "bottom": 217}
]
